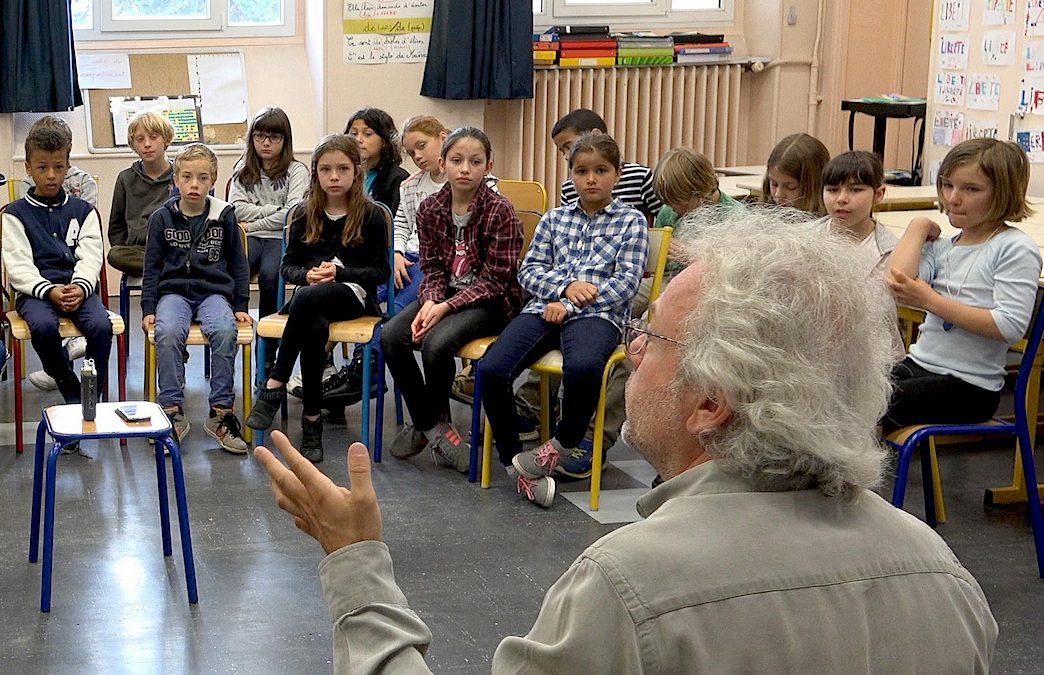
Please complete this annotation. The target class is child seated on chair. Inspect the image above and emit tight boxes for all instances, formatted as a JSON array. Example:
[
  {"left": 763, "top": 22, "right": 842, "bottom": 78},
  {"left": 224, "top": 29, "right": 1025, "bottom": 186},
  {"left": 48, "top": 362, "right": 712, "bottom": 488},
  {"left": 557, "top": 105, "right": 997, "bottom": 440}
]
[
  {"left": 109, "top": 111, "right": 176, "bottom": 279},
  {"left": 16, "top": 115, "right": 100, "bottom": 393},
  {"left": 885, "top": 139, "right": 1043, "bottom": 429},
  {"left": 141, "top": 143, "right": 251, "bottom": 454},
  {"left": 1, "top": 126, "right": 112, "bottom": 405},
  {"left": 478, "top": 133, "right": 649, "bottom": 508}
]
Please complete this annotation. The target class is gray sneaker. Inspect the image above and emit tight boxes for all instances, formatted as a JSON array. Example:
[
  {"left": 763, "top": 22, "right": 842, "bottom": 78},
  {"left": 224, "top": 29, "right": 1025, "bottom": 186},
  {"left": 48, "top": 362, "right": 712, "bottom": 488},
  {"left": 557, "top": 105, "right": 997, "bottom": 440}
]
[
  {"left": 165, "top": 408, "right": 191, "bottom": 444},
  {"left": 428, "top": 422, "right": 470, "bottom": 474},
  {"left": 204, "top": 408, "right": 248, "bottom": 455},
  {"left": 507, "top": 466, "right": 555, "bottom": 508},
  {"left": 389, "top": 423, "right": 428, "bottom": 459}
]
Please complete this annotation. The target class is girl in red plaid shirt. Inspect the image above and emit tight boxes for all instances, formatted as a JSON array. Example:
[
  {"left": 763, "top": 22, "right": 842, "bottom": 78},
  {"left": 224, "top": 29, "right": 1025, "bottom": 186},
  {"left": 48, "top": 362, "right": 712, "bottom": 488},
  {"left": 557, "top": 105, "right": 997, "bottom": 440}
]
[{"left": 383, "top": 127, "right": 524, "bottom": 470}]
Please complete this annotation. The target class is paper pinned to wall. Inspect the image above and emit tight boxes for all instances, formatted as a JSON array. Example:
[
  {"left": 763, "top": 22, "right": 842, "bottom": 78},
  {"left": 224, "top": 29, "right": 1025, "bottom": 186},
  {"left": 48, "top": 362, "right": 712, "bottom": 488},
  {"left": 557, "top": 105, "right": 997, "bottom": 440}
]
[
  {"left": 76, "top": 53, "right": 132, "bottom": 90},
  {"left": 935, "top": 72, "right": 968, "bottom": 105},
  {"left": 939, "top": 0, "right": 971, "bottom": 31},
  {"left": 967, "top": 74, "right": 1002, "bottom": 110},
  {"left": 343, "top": 0, "right": 435, "bottom": 64},
  {"left": 109, "top": 96, "right": 201, "bottom": 146},
  {"left": 939, "top": 34, "right": 970, "bottom": 69},
  {"left": 982, "top": 31, "right": 1016, "bottom": 64},
  {"left": 983, "top": 0, "right": 1015, "bottom": 26},
  {"left": 1016, "top": 128, "right": 1044, "bottom": 161},
  {"left": 1028, "top": 0, "right": 1044, "bottom": 37},
  {"left": 187, "top": 53, "right": 248, "bottom": 125},
  {"left": 933, "top": 110, "right": 966, "bottom": 146}
]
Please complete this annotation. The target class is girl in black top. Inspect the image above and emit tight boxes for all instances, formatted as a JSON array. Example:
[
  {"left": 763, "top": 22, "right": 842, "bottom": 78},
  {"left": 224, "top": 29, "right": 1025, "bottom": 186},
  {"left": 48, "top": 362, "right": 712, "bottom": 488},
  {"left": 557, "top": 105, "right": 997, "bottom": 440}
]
[
  {"left": 345, "top": 107, "right": 409, "bottom": 215},
  {"left": 246, "top": 134, "right": 390, "bottom": 462}
]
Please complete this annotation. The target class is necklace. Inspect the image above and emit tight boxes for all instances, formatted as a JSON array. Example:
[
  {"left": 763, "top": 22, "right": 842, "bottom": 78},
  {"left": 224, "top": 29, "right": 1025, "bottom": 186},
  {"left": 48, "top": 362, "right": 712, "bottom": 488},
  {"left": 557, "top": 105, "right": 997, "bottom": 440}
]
[{"left": 940, "top": 225, "right": 1004, "bottom": 331}]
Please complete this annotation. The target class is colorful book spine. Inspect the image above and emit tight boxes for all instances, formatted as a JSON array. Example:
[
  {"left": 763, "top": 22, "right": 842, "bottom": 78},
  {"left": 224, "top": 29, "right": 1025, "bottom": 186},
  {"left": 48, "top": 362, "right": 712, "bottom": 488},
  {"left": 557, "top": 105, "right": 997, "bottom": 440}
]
[
  {"left": 675, "top": 44, "right": 732, "bottom": 54},
  {"left": 675, "top": 53, "right": 734, "bottom": 64},
  {"left": 559, "top": 57, "right": 616, "bottom": 67},
  {"left": 617, "top": 56, "right": 675, "bottom": 65},
  {"left": 560, "top": 49, "right": 617, "bottom": 59},
  {"left": 558, "top": 39, "right": 617, "bottom": 49},
  {"left": 533, "top": 50, "right": 558, "bottom": 61},
  {"left": 617, "top": 48, "right": 675, "bottom": 57}
]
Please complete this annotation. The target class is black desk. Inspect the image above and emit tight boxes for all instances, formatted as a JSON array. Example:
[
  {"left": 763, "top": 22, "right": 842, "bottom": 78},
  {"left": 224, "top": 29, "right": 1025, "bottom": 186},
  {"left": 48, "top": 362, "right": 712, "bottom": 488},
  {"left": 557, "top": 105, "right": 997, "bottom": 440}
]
[{"left": 842, "top": 99, "right": 927, "bottom": 184}]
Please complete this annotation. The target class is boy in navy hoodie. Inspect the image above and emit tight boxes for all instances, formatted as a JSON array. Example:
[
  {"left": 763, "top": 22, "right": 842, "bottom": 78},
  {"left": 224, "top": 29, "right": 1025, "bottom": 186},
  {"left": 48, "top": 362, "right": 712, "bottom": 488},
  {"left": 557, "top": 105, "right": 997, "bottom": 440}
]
[
  {"left": 1, "top": 127, "right": 112, "bottom": 405},
  {"left": 141, "top": 144, "right": 251, "bottom": 454}
]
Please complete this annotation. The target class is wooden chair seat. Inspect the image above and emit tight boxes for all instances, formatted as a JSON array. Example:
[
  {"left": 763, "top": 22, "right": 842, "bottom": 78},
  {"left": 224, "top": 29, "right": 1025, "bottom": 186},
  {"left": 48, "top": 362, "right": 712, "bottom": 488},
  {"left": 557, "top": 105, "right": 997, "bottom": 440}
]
[{"left": 6, "top": 311, "right": 125, "bottom": 341}]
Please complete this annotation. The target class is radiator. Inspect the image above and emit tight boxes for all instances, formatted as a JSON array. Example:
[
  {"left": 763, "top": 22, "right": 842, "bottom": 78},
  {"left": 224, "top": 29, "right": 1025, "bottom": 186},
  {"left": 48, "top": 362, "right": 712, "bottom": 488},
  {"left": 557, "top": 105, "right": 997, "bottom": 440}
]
[{"left": 486, "top": 64, "right": 744, "bottom": 208}]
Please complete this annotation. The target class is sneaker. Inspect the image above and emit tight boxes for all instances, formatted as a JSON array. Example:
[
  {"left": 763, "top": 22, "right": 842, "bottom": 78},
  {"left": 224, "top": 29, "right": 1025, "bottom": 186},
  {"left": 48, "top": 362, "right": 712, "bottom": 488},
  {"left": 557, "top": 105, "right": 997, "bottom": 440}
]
[
  {"left": 300, "top": 416, "right": 324, "bottom": 463},
  {"left": 60, "top": 440, "right": 81, "bottom": 455},
  {"left": 204, "top": 408, "right": 248, "bottom": 455},
  {"left": 389, "top": 423, "right": 428, "bottom": 459},
  {"left": 165, "top": 408, "right": 191, "bottom": 443},
  {"left": 65, "top": 336, "right": 87, "bottom": 361},
  {"left": 28, "top": 369, "right": 58, "bottom": 391},
  {"left": 512, "top": 440, "right": 559, "bottom": 479},
  {"left": 512, "top": 468, "right": 556, "bottom": 508},
  {"left": 557, "top": 439, "right": 595, "bottom": 479},
  {"left": 517, "top": 415, "right": 541, "bottom": 442},
  {"left": 290, "top": 358, "right": 339, "bottom": 399},
  {"left": 428, "top": 422, "right": 470, "bottom": 474},
  {"left": 245, "top": 384, "right": 285, "bottom": 430},
  {"left": 449, "top": 366, "right": 475, "bottom": 405}
]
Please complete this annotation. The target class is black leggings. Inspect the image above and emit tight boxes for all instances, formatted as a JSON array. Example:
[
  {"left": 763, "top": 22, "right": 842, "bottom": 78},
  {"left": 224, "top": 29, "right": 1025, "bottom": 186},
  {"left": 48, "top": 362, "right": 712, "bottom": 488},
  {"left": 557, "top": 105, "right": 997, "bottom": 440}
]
[
  {"left": 271, "top": 283, "right": 366, "bottom": 416},
  {"left": 884, "top": 357, "right": 1001, "bottom": 430}
]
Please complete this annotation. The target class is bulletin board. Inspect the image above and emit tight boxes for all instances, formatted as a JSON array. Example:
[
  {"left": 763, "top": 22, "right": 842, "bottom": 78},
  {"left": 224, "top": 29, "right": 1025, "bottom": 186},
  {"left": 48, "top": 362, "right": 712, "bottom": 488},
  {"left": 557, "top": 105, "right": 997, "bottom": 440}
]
[{"left": 84, "top": 52, "right": 248, "bottom": 152}]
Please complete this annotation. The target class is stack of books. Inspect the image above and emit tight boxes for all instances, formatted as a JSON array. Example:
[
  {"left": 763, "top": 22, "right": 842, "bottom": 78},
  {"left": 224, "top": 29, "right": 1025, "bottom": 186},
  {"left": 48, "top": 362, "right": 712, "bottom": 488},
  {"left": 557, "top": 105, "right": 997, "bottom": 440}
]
[
  {"left": 672, "top": 32, "right": 733, "bottom": 65},
  {"left": 615, "top": 33, "right": 674, "bottom": 66},
  {"left": 554, "top": 25, "right": 616, "bottom": 67},
  {"left": 533, "top": 37, "right": 558, "bottom": 66}
]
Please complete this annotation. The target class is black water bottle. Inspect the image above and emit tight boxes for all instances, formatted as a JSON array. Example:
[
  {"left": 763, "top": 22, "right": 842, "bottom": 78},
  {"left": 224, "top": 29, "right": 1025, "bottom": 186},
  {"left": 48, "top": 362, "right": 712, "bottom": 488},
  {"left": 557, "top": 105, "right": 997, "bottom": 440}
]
[{"left": 81, "top": 358, "right": 97, "bottom": 422}]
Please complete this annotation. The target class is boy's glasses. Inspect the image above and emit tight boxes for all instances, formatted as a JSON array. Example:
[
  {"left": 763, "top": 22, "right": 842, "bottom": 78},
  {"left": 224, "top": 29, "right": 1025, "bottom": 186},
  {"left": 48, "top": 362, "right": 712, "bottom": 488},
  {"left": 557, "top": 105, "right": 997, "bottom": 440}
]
[
  {"left": 622, "top": 318, "right": 687, "bottom": 355},
  {"left": 252, "top": 132, "right": 284, "bottom": 144}
]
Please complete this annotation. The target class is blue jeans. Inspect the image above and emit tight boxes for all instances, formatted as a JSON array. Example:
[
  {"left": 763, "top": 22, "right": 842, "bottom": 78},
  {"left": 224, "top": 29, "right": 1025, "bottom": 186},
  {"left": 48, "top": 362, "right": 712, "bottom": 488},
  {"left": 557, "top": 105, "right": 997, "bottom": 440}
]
[
  {"left": 17, "top": 294, "right": 112, "bottom": 404},
  {"left": 371, "top": 251, "right": 423, "bottom": 345},
  {"left": 479, "top": 313, "right": 620, "bottom": 465},
  {"left": 155, "top": 293, "right": 238, "bottom": 410}
]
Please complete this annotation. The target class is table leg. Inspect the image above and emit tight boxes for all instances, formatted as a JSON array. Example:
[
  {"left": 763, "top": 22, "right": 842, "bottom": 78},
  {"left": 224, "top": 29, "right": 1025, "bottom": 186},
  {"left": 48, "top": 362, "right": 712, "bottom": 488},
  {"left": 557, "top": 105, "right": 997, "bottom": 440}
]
[
  {"left": 873, "top": 117, "right": 888, "bottom": 159},
  {"left": 165, "top": 434, "right": 198, "bottom": 604},
  {"left": 29, "top": 420, "right": 48, "bottom": 563},
  {"left": 155, "top": 438, "right": 173, "bottom": 557},
  {"left": 41, "top": 440, "right": 63, "bottom": 612}
]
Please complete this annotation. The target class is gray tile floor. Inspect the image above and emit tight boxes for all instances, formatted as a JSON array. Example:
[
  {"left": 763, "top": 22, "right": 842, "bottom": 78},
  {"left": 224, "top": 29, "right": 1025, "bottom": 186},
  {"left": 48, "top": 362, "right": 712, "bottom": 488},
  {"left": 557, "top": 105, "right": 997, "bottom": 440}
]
[{"left": 1, "top": 305, "right": 1042, "bottom": 673}]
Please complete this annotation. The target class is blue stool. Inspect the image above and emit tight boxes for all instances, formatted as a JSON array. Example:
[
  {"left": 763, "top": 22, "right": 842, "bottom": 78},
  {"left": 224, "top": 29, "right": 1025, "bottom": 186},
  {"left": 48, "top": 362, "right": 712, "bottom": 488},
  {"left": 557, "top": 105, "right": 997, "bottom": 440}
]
[{"left": 28, "top": 402, "right": 198, "bottom": 612}]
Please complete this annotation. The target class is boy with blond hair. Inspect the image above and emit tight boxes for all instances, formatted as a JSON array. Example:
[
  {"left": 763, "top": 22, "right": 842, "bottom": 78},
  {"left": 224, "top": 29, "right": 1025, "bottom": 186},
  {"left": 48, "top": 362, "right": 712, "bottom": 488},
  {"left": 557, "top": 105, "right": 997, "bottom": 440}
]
[
  {"left": 141, "top": 144, "right": 251, "bottom": 454},
  {"left": 109, "top": 110, "right": 175, "bottom": 277}
]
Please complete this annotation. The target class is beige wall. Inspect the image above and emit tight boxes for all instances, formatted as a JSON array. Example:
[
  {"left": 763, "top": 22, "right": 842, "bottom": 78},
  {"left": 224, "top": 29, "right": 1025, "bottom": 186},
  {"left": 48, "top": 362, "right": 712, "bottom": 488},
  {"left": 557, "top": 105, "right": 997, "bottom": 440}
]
[{"left": 0, "top": 0, "right": 934, "bottom": 294}]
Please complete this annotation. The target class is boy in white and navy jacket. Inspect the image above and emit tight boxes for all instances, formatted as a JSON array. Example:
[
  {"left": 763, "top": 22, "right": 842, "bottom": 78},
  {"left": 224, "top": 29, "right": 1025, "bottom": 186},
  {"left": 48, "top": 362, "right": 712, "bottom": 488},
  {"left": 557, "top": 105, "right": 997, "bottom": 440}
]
[
  {"left": 141, "top": 144, "right": 251, "bottom": 454},
  {"left": 1, "top": 127, "right": 112, "bottom": 403}
]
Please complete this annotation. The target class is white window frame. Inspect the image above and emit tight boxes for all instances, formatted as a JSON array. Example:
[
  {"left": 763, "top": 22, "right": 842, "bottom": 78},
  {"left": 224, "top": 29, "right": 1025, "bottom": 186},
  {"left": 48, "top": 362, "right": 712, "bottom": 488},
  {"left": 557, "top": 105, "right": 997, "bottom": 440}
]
[
  {"left": 535, "top": 0, "right": 734, "bottom": 29},
  {"left": 74, "top": 0, "right": 295, "bottom": 41}
]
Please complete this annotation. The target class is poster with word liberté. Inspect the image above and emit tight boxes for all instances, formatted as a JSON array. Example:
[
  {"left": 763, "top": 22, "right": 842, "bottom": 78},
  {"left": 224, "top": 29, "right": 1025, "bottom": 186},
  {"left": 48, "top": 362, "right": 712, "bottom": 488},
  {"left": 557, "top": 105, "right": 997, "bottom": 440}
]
[
  {"left": 344, "top": 0, "right": 435, "bottom": 64},
  {"left": 940, "top": 34, "right": 970, "bottom": 69}
]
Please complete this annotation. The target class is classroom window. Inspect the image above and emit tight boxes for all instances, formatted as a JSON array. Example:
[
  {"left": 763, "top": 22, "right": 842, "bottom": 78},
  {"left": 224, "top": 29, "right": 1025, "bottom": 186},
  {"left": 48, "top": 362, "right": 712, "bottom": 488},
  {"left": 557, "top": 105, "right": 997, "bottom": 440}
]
[
  {"left": 72, "top": 0, "right": 294, "bottom": 39},
  {"left": 537, "top": 0, "right": 732, "bottom": 24}
]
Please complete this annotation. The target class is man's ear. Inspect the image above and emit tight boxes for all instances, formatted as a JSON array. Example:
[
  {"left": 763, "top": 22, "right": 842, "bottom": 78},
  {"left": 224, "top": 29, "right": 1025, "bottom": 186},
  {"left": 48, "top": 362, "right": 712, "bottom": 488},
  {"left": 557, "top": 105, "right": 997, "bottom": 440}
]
[{"left": 684, "top": 392, "right": 731, "bottom": 437}]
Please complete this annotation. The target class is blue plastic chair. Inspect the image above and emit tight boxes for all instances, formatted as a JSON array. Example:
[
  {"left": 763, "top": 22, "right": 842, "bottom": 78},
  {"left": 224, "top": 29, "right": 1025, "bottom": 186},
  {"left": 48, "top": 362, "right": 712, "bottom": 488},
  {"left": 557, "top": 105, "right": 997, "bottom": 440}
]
[{"left": 887, "top": 293, "right": 1044, "bottom": 578}]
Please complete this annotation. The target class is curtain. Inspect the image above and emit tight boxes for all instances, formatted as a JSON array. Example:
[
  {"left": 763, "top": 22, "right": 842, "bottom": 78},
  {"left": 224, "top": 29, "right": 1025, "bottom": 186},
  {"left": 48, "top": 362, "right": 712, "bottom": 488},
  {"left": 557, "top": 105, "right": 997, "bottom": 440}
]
[
  {"left": 421, "top": 0, "right": 533, "bottom": 100},
  {"left": 1, "top": 0, "right": 82, "bottom": 112}
]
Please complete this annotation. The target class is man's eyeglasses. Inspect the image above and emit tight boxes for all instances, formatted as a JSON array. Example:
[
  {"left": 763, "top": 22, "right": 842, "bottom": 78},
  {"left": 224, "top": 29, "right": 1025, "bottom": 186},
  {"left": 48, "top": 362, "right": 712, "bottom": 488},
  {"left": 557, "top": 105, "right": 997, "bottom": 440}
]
[
  {"left": 622, "top": 318, "right": 686, "bottom": 355},
  {"left": 252, "top": 132, "right": 284, "bottom": 144}
]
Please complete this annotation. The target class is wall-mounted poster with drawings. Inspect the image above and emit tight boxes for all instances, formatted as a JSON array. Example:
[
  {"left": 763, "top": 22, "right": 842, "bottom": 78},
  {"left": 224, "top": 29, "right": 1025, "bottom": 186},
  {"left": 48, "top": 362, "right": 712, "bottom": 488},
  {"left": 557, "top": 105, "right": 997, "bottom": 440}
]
[
  {"left": 967, "top": 74, "right": 1002, "bottom": 110},
  {"left": 1028, "top": 0, "right": 1044, "bottom": 37},
  {"left": 1026, "top": 41, "right": 1044, "bottom": 71},
  {"left": 1021, "top": 74, "right": 1044, "bottom": 113},
  {"left": 1016, "top": 129, "right": 1044, "bottom": 161},
  {"left": 966, "top": 120, "right": 1000, "bottom": 139},
  {"left": 935, "top": 72, "right": 968, "bottom": 105},
  {"left": 984, "top": 0, "right": 1015, "bottom": 25},
  {"left": 933, "top": 110, "right": 966, "bottom": 146},
  {"left": 940, "top": 0, "right": 971, "bottom": 31},
  {"left": 940, "top": 34, "right": 970, "bottom": 69},
  {"left": 983, "top": 31, "right": 1016, "bottom": 64}
]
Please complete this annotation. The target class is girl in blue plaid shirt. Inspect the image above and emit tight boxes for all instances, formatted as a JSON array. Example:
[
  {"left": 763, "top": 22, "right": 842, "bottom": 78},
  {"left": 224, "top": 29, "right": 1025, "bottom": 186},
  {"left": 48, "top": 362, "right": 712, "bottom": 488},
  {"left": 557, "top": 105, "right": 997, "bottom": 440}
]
[{"left": 479, "top": 134, "right": 649, "bottom": 507}]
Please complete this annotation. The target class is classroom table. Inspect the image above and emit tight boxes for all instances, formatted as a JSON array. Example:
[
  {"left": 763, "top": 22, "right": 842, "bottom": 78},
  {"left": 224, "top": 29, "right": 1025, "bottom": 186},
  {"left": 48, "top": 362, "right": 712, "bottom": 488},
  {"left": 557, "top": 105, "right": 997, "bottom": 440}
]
[
  {"left": 733, "top": 181, "right": 937, "bottom": 211},
  {"left": 716, "top": 175, "right": 752, "bottom": 199},
  {"left": 714, "top": 164, "right": 766, "bottom": 177}
]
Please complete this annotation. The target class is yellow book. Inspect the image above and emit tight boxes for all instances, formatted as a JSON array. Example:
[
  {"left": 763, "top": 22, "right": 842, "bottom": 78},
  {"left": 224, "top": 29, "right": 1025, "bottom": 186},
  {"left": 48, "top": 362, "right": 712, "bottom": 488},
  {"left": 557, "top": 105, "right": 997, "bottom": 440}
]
[
  {"left": 533, "top": 50, "right": 557, "bottom": 60},
  {"left": 559, "top": 56, "right": 615, "bottom": 67}
]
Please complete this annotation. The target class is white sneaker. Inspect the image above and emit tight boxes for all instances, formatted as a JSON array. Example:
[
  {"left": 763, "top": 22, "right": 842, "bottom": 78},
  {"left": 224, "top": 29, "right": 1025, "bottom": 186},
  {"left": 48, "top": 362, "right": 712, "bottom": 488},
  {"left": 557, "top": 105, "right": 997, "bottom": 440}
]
[
  {"left": 288, "top": 360, "right": 337, "bottom": 399},
  {"left": 66, "top": 336, "right": 87, "bottom": 361},
  {"left": 28, "top": 370, "right": 58, "bottom": 391}
]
